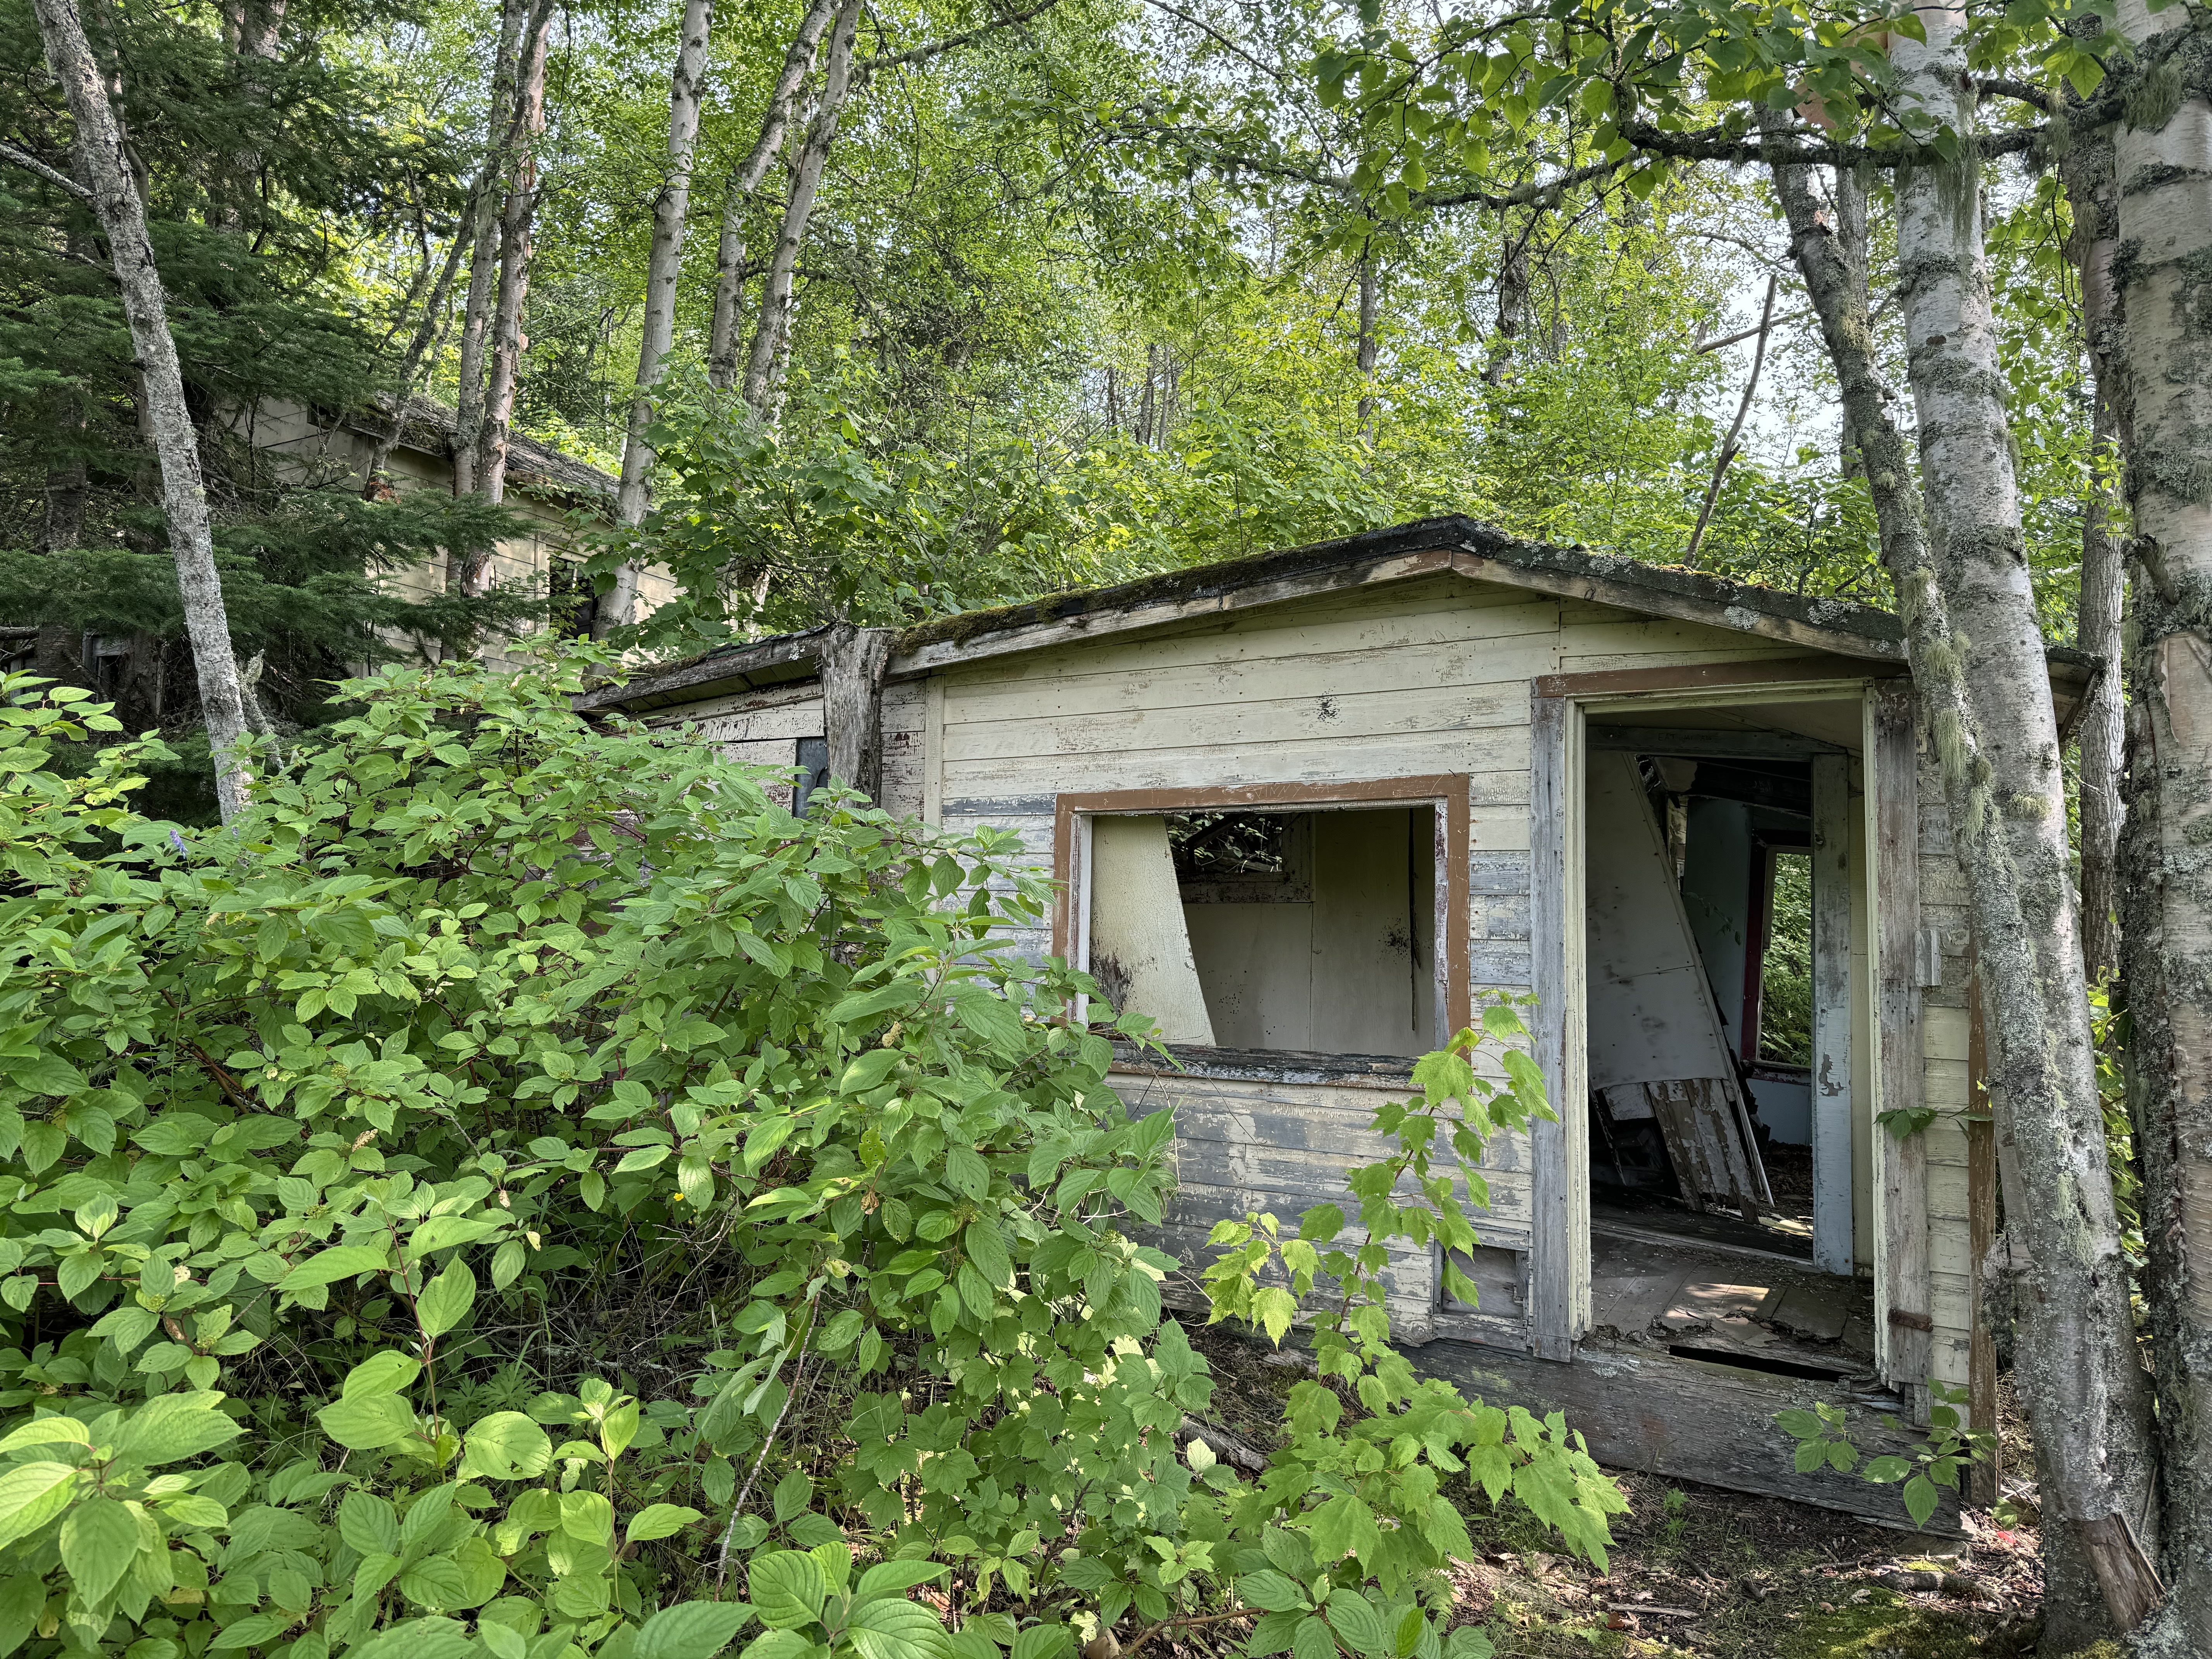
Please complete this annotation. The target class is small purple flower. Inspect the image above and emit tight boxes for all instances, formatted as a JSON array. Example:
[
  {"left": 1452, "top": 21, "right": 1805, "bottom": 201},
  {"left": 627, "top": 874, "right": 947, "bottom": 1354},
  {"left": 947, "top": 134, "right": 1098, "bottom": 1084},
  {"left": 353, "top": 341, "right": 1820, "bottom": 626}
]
[{"left": 169, "top": 830, "right": 188, "bottom": 857}]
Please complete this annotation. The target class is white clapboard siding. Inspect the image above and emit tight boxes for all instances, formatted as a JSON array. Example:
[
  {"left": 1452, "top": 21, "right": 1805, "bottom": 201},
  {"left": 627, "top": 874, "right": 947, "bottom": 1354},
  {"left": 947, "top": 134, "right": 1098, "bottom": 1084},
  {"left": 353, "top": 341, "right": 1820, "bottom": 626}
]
[{"left": 1916, "top": 755, "right": 1980, "bottom": 1392}]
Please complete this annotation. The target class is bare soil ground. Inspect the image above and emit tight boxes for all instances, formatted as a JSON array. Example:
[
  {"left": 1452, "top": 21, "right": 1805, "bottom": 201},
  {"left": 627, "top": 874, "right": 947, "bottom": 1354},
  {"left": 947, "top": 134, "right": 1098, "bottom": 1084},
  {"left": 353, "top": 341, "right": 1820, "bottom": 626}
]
[{"left": 1187, "top": 1328, "right": 2055, "bottom": 1659}]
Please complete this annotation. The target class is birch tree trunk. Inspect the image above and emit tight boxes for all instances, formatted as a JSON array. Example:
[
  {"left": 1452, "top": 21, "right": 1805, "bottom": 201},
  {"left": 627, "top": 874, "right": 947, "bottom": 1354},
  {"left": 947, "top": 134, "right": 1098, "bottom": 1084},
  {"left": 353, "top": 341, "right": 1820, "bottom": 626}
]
[
  {"left": 2061, "top": 118, "right": 2125, "bottom": 984},
  {"left": 706, "top": 0, "right": 836, "bottom": 391},
  {"left": 2104, "top": 0, "right": 2212, "bottom": 1640},
  {"left": 452, "top": 0, "right": 527, "bottom": 501},
  {"left": 29, "top": 0, "right": 254, "bottom": 821},
  {"left": 599, "top": 0, "right": 715, "bottom": 634},
  {"left": 474, "top": 0, "right": 553, "bottom": 516},
  {"left": 738, "top": 0, "right": 861, "bottom": 415},
  {"left": 1766, "top": 71, "right": 2164, "bottom": 1638}
]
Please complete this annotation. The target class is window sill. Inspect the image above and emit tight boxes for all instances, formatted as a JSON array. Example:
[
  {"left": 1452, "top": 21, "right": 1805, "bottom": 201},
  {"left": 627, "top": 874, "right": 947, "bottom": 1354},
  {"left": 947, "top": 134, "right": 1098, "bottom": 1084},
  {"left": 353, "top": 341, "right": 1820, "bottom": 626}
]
[{"left": 1108, "top": 1041, "right": 1422, "bottom": 1090}]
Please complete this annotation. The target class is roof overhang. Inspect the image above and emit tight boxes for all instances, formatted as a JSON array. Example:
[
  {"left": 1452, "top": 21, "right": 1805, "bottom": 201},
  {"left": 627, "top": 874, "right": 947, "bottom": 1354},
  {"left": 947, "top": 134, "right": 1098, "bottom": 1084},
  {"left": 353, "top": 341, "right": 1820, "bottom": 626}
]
[{"left": 575, "top": 517, "right": 2106, "bottom": 724}]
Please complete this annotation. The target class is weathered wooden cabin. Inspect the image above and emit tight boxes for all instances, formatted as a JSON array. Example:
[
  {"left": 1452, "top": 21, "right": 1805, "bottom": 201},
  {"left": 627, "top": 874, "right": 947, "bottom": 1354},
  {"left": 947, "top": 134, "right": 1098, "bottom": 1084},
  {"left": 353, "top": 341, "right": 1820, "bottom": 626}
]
[{"left": 584, "top": 517, "right": 2087, "bottom": 1522}]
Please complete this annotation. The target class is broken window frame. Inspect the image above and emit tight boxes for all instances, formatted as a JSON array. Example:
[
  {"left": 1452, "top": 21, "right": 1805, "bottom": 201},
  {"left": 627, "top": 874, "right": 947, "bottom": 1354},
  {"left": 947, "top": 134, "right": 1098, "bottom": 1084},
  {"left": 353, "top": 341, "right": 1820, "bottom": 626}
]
[{"left": 1049, "top": 778, "right": 1473, "bottom": 1070}]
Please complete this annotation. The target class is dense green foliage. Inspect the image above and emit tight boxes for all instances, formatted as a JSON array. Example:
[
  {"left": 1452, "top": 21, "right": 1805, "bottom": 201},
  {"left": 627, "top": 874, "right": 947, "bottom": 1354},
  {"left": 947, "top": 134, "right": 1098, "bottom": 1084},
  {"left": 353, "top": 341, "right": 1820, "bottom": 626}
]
[{"left": 0, "top": 659, "right": 1621, "bottom": 1659}]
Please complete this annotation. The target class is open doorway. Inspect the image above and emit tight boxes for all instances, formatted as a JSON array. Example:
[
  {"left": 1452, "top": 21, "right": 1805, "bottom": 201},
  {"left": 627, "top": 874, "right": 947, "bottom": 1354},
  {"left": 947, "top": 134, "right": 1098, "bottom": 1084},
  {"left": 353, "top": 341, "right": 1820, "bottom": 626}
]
[{"left": 1579, "top": 704, "right": 1875, "bottom": 1382}]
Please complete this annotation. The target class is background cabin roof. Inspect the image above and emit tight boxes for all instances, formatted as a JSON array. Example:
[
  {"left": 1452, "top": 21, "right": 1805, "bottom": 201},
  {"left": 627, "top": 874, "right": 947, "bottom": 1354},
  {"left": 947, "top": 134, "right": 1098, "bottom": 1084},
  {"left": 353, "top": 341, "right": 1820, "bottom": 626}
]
[{"left": 578, "top": 515, "right": 2096, "bottom": 720}]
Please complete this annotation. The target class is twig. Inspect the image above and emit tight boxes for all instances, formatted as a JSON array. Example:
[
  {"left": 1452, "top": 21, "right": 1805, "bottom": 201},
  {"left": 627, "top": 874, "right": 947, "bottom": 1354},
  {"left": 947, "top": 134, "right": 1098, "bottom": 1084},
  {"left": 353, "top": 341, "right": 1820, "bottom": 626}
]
[
  {"left": 1684, "top": 272, "right": 1779, "bottom": 566},
  {"left": 714, "top": 1335, "right": 812, "bottom": 1591}
]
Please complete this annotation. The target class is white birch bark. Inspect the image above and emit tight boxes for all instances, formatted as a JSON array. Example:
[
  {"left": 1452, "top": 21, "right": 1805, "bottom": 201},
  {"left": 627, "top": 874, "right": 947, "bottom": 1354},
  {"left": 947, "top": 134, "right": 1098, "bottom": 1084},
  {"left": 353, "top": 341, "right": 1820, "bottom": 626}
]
[
  {"left": 452, "top": 0, "right": 527, "bottom": 501},
  {"left": 29, "top": 0, "right": 254, "bottom": 821},
  {"left": 474, "top": 0, "right": 553, "bottom": 517},
  {"left": 1768, "top": 57, "right": 2162, "bottom": 1635},
  {"left": 706, "top": 0, "right": 836, "bottom": 392},
  {"left": 599, "top": 0, "right": 716, "bottom": 632},
  {"left": 1887, "top": 16, "right": 2162, "bottom": 1639},
  {"left": 738, "top": 0, "right": 861, "bottom": 415},
  {"left": 2104, "top": 0, "right": 2212, "bottom": 1642}
]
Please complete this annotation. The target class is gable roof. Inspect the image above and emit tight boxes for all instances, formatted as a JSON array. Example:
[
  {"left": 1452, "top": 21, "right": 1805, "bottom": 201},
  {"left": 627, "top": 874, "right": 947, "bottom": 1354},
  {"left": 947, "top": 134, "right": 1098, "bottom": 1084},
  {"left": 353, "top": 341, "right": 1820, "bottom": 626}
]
[{"left": 580, "top": 516, "right": 1915, "bottom": 714}]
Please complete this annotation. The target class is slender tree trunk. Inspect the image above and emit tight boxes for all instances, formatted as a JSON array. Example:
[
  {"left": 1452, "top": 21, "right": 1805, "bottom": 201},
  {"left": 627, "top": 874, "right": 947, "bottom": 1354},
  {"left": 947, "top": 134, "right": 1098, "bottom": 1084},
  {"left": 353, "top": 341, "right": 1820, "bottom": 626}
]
[
  {"left": 452, "top": 0, "right": 527, "bottom": 500},
  {"left": 1767, "top": 70, "right": 2163, "bottom": 1642},
  {"left": 739, "top": 0, "right": 860, "bottom": 415},
  {"left": 2061, "top": 117, "right": 2125, "bottom": 984},
  {"left": 2104, "top": 0, "right": 2212, "bottom": 1642},
  {"left": 706, "top": 0, "right": 836, "bottom": 391},
  {"left": 599, "top": 0, "right": 715, "bottom": 633},
  {"left": 1355, "top": 248, "right": 1380, "bottom": 441},
  {"left": 30, "top": 0, "right": 252, "bottom": 821},
  {"left": 1831, "top": 165, "right": 1869, "bottom": 479},
  {"left": 474, "top": 0, "right": 552, "bottom": 515},
  {"left": 364, "top": 184, "right": 484, "bottom": 495},
  {"left": 1484, "top": 218, "right": 1532, "bottom": 386}
]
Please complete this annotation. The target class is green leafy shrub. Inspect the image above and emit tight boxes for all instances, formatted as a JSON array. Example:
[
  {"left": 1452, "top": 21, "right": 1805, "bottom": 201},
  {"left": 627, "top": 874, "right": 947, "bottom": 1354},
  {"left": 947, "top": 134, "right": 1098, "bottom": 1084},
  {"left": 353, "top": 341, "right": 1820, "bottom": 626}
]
[{"left": 0, "top": 656, "right": 1619, "bottom": 1659}]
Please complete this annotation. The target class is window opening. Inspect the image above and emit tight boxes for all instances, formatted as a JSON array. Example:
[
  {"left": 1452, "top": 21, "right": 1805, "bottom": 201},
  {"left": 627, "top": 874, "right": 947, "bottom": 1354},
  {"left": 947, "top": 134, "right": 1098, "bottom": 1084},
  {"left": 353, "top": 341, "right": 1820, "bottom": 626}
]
[
  {"left": 549, "top": 558, "right": 598, "bottom": 639},
  {"left": 1757, "top": 851, "right": 1813, "bottom": 1065},
  {"left": 1087, "top": 805, "right": 1437, "bottom": 1058}
]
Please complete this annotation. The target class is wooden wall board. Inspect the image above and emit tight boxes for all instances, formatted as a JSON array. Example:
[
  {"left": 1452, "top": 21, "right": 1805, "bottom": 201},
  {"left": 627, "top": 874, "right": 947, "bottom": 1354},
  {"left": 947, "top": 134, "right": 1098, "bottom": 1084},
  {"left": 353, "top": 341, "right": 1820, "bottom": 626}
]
[
  {"left": 1414, "top": 1336, "right": 1962, "bottom": 1529},
  {"left": 1528, "top": 692, "right": 1586, "bottom": 1360},
  {"left": 1873, "top": 685, "right": 1932, "bottom": 1417}
]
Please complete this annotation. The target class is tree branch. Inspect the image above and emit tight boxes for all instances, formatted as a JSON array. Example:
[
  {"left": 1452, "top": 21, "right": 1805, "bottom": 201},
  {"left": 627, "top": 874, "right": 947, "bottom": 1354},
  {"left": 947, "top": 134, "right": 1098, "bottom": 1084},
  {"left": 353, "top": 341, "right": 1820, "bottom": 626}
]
[
  {"left": 1620, "top": 117, "right": 2047, "bottom": 167},
  {"left": 0, "top": 140, "right": 91, "bottom": 201},
  {"left": 1684, "top": 270, "right": 1778, "bottom": 565},
  {"left": 855, "top": 0, "right": 1063, "bottom": 79}
]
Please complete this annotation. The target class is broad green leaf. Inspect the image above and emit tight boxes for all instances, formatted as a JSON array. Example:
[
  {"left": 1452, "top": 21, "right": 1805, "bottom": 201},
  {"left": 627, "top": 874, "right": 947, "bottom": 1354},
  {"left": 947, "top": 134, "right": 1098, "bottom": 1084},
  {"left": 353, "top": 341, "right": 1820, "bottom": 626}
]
[
  {"left": 636, "top": 1600, "right": 754, "bottom": 1659},
  {"left": 343, "top": 1352, "right": 422, "bottom": 1397},
  {"left": 750, "top": 1550, "right": 826, "bottom": 1630},
  {"left": 0, "top": 1417, "right": 86, "bottom": 1456},
  {"left": 318, "top": 1391, "right": 419, "bottom": 1451},
  {"left": 416, "top": 1259, "right": 476, "bottom": 1340},
  {"left": 626, "top": 1503, "right": 704, "bottom": 1543},
  {"left": 1903, "top": 1472, "right": 1940, "bottom": 1528},
  {"left": 280, "top": 1244, "right": 389, "bottom": 1291},
  {"left": 1323, "top": 1591, "right": 1389, "bottom": 1659},
  {"left": 339, "top": 1490, "right": 401, "bottom": 1557},
  {"left": 1009, "top": 1626, "right": 1068, "bottom": 1659},
  {"left": 1290, "top": 1616, "right": 1336, "bottom": 1659},
  {"left": 459, "top": 1412, "right": 552, "bottom": 1481},
  {"left": 0, "top": 1462, "right": 79, "bottom": 1549},
  {"left": 854, "top": 1560, "right": 948, "bottom": 1602},
  {"left": 110, "top": 1392, "right": 243, "bottom": 1466},
  {"left": 843, "top": 1594, "right": 947, "bottom": 1659},
  {"left": 1237, "top": 1570, "right": 1306, "bottom": 1614},
  {"left": 58, "top": 1494, "right": 142, "bottom": 1604}
]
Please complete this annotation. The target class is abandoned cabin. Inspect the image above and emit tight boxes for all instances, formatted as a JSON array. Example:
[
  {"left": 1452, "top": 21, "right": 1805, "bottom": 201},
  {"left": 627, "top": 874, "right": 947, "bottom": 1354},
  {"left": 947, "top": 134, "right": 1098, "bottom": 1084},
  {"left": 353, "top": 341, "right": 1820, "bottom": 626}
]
[{"left": 583, "top": 516, "right": 2084, "bottom": 1524}]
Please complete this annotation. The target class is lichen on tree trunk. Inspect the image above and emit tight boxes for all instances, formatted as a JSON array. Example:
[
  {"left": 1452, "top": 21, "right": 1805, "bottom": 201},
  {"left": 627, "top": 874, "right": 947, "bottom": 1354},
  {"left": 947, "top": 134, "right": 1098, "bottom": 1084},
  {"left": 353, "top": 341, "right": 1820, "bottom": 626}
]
[
  {"left": 29, "top": 0, "right": 254, "bottom": 821},
  {"left": 1766, "top": 26, "right": 2162, "bottom": 1629},
  {"left": 2103, "top": 0, "right": 2212, "bottom": 1644}
]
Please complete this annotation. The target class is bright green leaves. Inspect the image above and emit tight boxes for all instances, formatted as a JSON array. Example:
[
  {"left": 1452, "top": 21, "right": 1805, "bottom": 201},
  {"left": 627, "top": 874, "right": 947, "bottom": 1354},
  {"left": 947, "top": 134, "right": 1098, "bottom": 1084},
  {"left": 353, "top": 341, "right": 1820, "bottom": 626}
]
[
  {"left": 57, "top": 1497, "right": 143, "bottom": 1606},
  {"left": 1775, "top": 1382, "right": 1986, "bottom": 1529},
  {"left": 751, "top": 1550, "right": 827, "bottom": 1630},
  {"left": 416, "top": 1259, "right": 476, "bottom": 1340},
  {"left": 0, "top": 1463, "right": 81, "bottom": 1550},
  {"left": 459, "top": 1412, "right": 552, "bottom": 1481},
  {"left": 319, "top": 1352, "right": 425, "bottom": 1450},
  {"left": 637, "top": 1602, "right": 753, "bottom": 1659}
]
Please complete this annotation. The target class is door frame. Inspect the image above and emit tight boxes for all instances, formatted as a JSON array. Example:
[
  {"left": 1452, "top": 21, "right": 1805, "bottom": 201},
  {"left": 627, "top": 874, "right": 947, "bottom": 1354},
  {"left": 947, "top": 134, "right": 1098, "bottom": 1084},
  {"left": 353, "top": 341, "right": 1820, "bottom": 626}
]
[{"left": 1526, "top": 659, "right": 1922, "bottom": 1393}]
